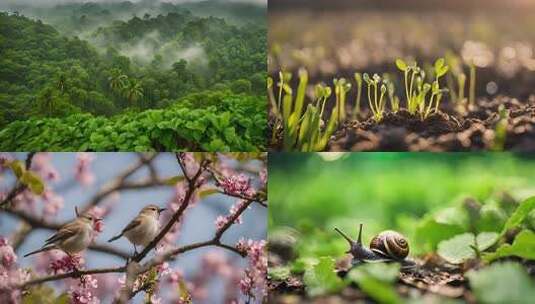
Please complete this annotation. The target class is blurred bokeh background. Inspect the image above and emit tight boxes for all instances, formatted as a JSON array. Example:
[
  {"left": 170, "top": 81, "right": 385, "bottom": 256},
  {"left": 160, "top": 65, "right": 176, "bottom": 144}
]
[
  {"left": 0, "top": 152, "right": 267, "bottom": 303},
  {"left": 269, "top": 153, "right": 535, "bottom": 258}
]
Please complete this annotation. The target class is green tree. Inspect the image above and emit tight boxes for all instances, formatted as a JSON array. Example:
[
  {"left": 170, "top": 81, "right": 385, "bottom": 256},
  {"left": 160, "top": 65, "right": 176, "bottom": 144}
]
[{"left": 122, "top": 78, "right": 144, "bottom": 106}]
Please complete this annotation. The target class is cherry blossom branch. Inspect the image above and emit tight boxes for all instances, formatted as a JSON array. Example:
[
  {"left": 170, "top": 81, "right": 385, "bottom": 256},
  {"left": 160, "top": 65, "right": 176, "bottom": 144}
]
[
  {"left": 205, "top": 165, "right": 267, "bottom": 207},
  {"left": 132, "top": 154, "right": 208, "bottom": 263},
  {"left": 0, "top": 152, "right": 36, "bottom": 208},
  {"left": 19, "top": 266, "right": 126, "bottom": 288},
  {"left": 6, "top": 153, "right": 266, "bottom": 302},
  {"left": 16, "top": 236, "right": 244, "bottom": 291},
  {"left": 175, "top": 152, "right": 191, "bottom": 182},
  {"left": 80, "top": 153, "right": 161, "bottom": 214}
]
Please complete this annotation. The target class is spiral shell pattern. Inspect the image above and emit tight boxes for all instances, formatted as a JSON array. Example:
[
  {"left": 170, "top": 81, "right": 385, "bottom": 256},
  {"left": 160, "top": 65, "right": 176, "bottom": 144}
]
[{"left": 369, "top": 230, "right": 409, "bottom": 260}]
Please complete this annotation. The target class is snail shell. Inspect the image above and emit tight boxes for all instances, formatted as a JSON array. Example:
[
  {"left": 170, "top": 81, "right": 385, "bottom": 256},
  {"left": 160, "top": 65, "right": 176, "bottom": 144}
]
[{"left": 370, "top": 230, "right": 409, "bottom": 260}]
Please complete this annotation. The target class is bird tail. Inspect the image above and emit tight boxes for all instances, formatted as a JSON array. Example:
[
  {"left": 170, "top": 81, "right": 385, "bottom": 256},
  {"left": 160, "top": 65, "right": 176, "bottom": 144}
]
[
  {"left": 24, "top": 245, "right": 55, "bottom": 257},
  {"left": 108, "top": 234, "right": 122, "bottom": 242}
]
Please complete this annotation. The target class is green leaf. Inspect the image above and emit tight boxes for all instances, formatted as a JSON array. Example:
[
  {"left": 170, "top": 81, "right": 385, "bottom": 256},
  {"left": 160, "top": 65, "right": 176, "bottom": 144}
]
[
  {"left": 9, "top": 160, "right": 26, "bottom": 178},
  {"left": 467, "top": 262, "right": 535, "bottom": 304},
  {"left": 347, "top": 262, "right": 400, "bottom": 283},
  {"left": 476, "top": 232, "right": 499, "bottom": 251},
  {"left": 303, "top": 257, "right": 345, "bottom": 297},
  {"left": 198, "top": 187, "right": 219, "bottom": 199},
  {"left": 269, "top": 266, "right": 291, "bottom": 281},
  {"left": 484, "top": 230, "right": 535, "bottom": 262},
  {"left": 164, "top": 175, "right": 185, "bottom": 185},
  {"left": 291, "top": 257, "right": 319, "bottom": 273},
  {"left": 437, "top": 232, "right": 498, "bottom": 264},
  {"left": 437, "top": 233, "right": 475, "bottom": 264},
  {"left": 21, "top": 171, "right": 45, "bottom": 195},
  {"left": 347, "top": 263, "right": 401, "bottom": 304},
  {"left": 55, "top": 293, "right": 70, "bottom": 304},
  {"left": 501, "top": 196, "right": 535, "bottom": 235},
  {"left": 395, "top": 59, "right": 408, "bottom": 71}
]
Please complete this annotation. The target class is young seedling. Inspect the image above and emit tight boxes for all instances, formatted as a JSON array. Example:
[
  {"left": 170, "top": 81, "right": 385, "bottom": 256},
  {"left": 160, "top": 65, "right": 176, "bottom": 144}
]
[
  {"left": 333, "top": 78, "right": 352, "bottom": 124},
  {"left": 270, "top": 69, "right": 339, "bottom": 151},
  {"left": 383, "top": 74, "right": 399, "bottom": 113},
  {"left": 469, "top": 63, "right": 476, "bottom": 108},
  {"left": 491, "top": 105, "right": 509, "bottom": 151},
  {"left": 352, "top": 72, "right": 363, "bottom": 120},
  {"left": 363, "top": 73, "right": 387, "bottom": 122},
  {"left": 396, "top": 58, "right": 449, "bottom": 120},
  {"left": 396, "top": 59, "right": 418, "bottom": 115}
]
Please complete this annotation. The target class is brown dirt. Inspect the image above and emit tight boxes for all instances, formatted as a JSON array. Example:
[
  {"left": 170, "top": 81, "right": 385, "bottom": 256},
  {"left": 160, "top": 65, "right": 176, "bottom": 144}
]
[{"left": 326, "top": 96, "right": 535, "bottom": 152}]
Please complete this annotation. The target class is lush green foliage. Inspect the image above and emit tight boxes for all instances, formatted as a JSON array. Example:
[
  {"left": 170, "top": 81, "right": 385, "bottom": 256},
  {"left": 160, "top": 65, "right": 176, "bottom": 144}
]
[
  {"left": 0, "top": 91, "right": 266, "bottom": 151},
  {"left": 0, "top": 1, "right": 266, "bottom": 150},
  {"left": 269, "top": 153, "right": 535, "bottom": 302}
]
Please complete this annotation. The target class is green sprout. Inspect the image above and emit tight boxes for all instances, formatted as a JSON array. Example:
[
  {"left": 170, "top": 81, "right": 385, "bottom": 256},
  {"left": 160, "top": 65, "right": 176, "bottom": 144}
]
[
  {"left": 458, "top": 72, "right": 466, "bottom": 105},
  {"left": 469, "top": 63, "right": 476, "bottom": 107},
  {"left": 352, "top": 72, "right": 363, "bottom": 120},
  {"left": 363, "top": 73, "right": 387, "bottom": 122},
  {"left": 270, "top": 69, "right": 339, "bottom": 151},
  {"left": 396, "top": 58, "right": 449, "bottom": 120},
  {"left": 492, "top": 105, "right": 509, "bottom": 151},
  {"left": 383, "top": 74, "right": 399, "bottom": 113},
  {"left": 333, "top": 78, "right": 351, "bottom": 124}
]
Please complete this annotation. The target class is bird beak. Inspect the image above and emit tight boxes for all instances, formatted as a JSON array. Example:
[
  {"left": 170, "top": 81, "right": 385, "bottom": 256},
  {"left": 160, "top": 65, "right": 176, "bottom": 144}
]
[
  {"left": 95, "top": 218, "right": 103, "bottom": 222},
  {"left": 158, "top": 208, "right": 167, "bottom": 214}
]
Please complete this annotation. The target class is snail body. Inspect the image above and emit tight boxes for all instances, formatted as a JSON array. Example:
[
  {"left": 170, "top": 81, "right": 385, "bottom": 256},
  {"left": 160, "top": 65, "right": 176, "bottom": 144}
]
[{"left": 335, "top": 224, "right": 413, "bottom": 266}]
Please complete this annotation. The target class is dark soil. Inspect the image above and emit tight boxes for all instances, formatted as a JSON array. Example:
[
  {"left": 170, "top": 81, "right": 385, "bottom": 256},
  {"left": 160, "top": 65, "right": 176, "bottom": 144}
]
[
  {"left": 268, "top": 250, "right": 534, "bottom": 304},
  {"left": 327, "top": 96, "right": 535, "bottom": 152}
]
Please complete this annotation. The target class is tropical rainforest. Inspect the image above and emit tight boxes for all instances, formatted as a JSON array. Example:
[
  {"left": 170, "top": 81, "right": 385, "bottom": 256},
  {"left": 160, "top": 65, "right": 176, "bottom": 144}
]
[{"left": 0, "top": 0, "right": 267, "bottom": 151}]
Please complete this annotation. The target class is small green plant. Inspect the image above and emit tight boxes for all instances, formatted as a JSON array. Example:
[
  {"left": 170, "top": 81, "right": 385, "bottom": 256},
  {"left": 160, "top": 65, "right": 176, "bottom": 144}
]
[
  {"left": 469, "top": 63, "right": 476, "bottom": 107},
  {"left": 363, "top": 73, "right": 387, "bottom": 122},
  {"left": 396, "top": 58, "right": 449, "bottom": 120},
  {"left": 352, "top": 72, "right": 363, "bottom": 120},
  {"left": 333, "top": 78, "right": 352, "bottom": 124},
  {"left": 383, "top": 74, "right": 399, "bottom": 113},
  {"left": 269, "top": 69, "right": 340, "bottom": 151},
  {"left": 445, "top": 51, "right": 469, "bottom": 112}
]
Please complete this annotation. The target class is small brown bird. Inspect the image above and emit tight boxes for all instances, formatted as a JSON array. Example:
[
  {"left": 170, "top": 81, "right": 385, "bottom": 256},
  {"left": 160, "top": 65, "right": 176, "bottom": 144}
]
[
  {"left": 24, "top": 213, "right": 101, "bottom": 257},
  {"left": 108, "top": 204, "right": 166, "bottom": 254}
]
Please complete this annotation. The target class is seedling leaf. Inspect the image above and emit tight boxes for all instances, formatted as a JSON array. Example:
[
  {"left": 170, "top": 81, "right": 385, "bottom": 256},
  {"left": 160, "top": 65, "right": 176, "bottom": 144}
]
[{"left": 395, "top": 59, "right": 408, "bottom": 71}]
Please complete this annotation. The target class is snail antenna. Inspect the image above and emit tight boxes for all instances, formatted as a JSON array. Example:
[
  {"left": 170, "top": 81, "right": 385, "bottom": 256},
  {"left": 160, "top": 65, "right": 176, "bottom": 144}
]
[
  {"left": 357, "top": 223, "right": 363, "bottom": 245},
  {"left": 334, "top": 227, "right": 354, "bottom": 245}
]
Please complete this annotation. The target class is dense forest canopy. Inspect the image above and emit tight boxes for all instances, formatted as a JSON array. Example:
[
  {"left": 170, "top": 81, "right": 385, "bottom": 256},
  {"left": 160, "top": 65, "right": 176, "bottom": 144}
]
[{"left": 0, "top": 1, "right": 266, "bottom": 150}]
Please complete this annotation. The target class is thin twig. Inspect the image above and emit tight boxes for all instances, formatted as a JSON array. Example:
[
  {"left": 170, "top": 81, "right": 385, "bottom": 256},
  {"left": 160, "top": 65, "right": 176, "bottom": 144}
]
[
  {"left": 133, "top": 156, "right": 207, "bottom": 263},
  {"left": 0, "top": 152, "right": 36, "bottom": 208},
  {"left": 19, "top": 266, "right": 126, "bottom": 288}
]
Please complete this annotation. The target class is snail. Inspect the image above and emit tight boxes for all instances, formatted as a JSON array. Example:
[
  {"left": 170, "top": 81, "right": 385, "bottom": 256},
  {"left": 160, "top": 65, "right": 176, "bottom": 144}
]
[{"left": 335, "top": 224, "right": 415, "bottom": 268}]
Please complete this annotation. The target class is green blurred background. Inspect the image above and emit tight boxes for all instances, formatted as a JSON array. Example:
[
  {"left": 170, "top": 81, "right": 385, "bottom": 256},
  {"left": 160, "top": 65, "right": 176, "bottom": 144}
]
[{"left": 268, "top": 153, "right": 535, "bottom": 259}]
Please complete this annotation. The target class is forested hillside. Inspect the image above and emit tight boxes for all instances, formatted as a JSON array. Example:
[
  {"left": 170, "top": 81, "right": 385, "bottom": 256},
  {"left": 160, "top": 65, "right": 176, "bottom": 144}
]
[{"left": 0, "top": 1, "right": 266, "bottom": 151}]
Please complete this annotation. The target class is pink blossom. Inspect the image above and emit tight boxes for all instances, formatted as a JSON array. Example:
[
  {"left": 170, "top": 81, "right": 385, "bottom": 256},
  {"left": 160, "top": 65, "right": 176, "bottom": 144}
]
[
  {"left": 214, "top": 199, "right": 248, "bottom": 230},
  {"left": 49, "top": 254, "right": 83, "bottom": 274},
  {"left": 236, "top": 239, "right": 267, "bottom": 299},
  {"left": 0, "top": 237, "right": 17, "bottom": 269},
  {"left": 259, "top": 168, "right": 267, "bottom": 189},
  {"left": 219, "top": 174, "right": 254, "bottom": 197},
  {"left": 42, "top": 189, "right": 64, "bottom": 217},
  {"left": 75, "top": 153, "right": 95, "bottom": 187},
  {"left": 31, "top": 153, "right": 60, "bottom": 182},
  {"left": 0, "top": 237, "right": 30, "bottom": 303}
]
